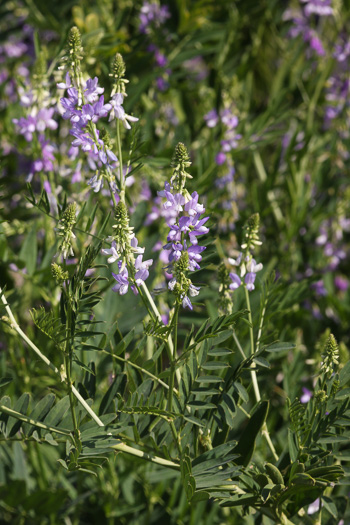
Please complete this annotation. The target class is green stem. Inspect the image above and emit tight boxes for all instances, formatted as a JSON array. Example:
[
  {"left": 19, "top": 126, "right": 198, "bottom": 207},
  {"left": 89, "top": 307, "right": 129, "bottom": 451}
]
[
  {"left": 244, "top": 287, "right": 260, "bottom": 402},
  {"left": 62, "top": 279, "right": 79, "bottom": 438},
  {"left": 0, "top": 405, "right": 71, "bottom": 436},
  {"left": 255, "top": 291, "right": 269, "bottom": 355},
  {"left": 110, "top": 441, "right": 180, "bottom": 470},
  {"left": 101, "top": 348, "right": 174, "bottom": 392},
  {"left": 116, "top": 120, "right": 124, "bottom": 199},
  {"left": 168, "top": 306, "right": 179, "bottom": 413},
  {"left": 232, "top": 330, "right": 247, "bottom": 360},
  {"left": 244, "top": 286, "right": 278, "bottom": 461},
  {"left": 141, "top": 282, "right": 181, "bottom": 385},
  {"left": 0, "top": 286, "right": 104, "bottom": 427}
]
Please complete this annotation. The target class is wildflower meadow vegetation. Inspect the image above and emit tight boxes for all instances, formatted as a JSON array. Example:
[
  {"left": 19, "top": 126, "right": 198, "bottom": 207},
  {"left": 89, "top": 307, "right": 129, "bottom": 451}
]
[{"left": 1, "top": 0, "right": 350, "bottom": 523}]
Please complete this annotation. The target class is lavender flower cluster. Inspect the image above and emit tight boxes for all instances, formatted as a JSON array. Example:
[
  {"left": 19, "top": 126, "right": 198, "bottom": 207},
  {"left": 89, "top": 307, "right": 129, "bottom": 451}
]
[
  {"left": 158, "top": 182, "right": 209, "bottom": 309},
  {"left": 57, "top": 73, "right": 138, "bottom": 192},
  {"left": 139, "top": 2, "right": 170, "bottom": 35},
  {"left": 138, "top": 1, "right": 172, "bottom": 91},
  {"left": 109, "top": 241, "right": 153, "bottom": 296},
  {"left": 283, "top": 0, "right": 333, "bottom": 57},
  {"left": 204, "top": 107, "right": 241, "bottom": 166},
  {"left": 325, "top": 36, "right": 350, "bottom": 127},
  {"left": 102, "top": 202, "right": 153, "bottom": 296},
  {"left": 12, "top": 61, "right": 58, "bottom": 182},
  {"left": 228, "top": 253, "right": 263, "bottom": 292}
]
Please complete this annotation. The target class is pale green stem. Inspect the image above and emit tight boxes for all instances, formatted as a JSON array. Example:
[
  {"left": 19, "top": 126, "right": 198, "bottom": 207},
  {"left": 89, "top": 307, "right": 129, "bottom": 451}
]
[
  {"left": 255, "top": 292, "right": 269, "bottom": 355},
  {"left": 244, "top": 287, "right": 261, "bottom": 402},
  {"left": 101, "top": 348, "right": 174, "bottom": 392},
  {"left": 232, "top": 330, "right": 247, "bottom": 360},
  {"left": 141, "top": 282, "right": 181, "bottom": 385},
  {"left": 168, "top": 306, "right": 179, "bottom": 413},
  {"left": 244, "top": 286, "right": 278, "bottom": 462},
  {"left": 116, "top": 120, "right": 124, "bottom": 197},
  {"left": 110, "top": 442, "right": 180, "bottom": 470},
  {"left": 0, "top": 286, "right": 104, "bottom": 427},
  {"left": 0, "top": 405, "right": 71, "bottom": 436},
  {"left": 64, "top": 298, "right": 79, "bottom": 438}
]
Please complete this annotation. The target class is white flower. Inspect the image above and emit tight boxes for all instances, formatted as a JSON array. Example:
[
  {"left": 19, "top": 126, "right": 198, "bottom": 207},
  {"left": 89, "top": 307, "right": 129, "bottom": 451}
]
[
  {"left": 168, "top": 278, "right": 177, "bottom": 291},
  {"left": 108, "top": 93, "right": 139, "bottom": 129},
  {"left": 101, "top": 241, "right": 120, "bottom": 264}
]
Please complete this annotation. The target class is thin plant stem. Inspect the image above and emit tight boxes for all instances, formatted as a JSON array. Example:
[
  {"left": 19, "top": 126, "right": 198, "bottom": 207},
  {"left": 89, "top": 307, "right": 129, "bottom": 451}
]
[
  {"left": 0, "top": 285, "right": 103, "bottom": 427},
  {"left": 116, "top": 120, "right": 124, "bottom": 199},
  {"left": 0, "top": 405, "right": 71, "bottom": 436},
  {"left": 168, "top": 305, "right": 179, "bottom": 413},
  {"left": 256, "top": 291, "right": 269, "bottom": 355},
  {"left": 244, "top": 287, "right": 261, "bottom": 402},
  {"left": 64, "top": 297, "right": 79, "bottom": 438},
  {"left": 110, "top": 441, "right": 180, "bottom": 470},
  {"left": 101, "top": 348, "right": 174, "bottom": 392},
  {"left": 232, "top": 330, "right": 247, "bottom": 360},
  {"left": 141, "top": 281, "right": 181, "bottom": 385},
  {"left": 244, "top": 286, "right": 279, "bottom": 462}
]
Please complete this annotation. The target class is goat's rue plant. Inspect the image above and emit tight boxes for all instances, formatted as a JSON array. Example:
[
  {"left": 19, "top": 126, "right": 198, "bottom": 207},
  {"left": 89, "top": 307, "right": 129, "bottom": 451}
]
[{"left": 1, "top": 23, "right": 350, "bottom": 525}]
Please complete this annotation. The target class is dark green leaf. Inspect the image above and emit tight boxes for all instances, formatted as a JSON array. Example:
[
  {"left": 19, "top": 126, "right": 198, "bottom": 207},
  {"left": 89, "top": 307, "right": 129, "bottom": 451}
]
[{"left": 233, "top": 401, "right": 269, "bottom": 466}]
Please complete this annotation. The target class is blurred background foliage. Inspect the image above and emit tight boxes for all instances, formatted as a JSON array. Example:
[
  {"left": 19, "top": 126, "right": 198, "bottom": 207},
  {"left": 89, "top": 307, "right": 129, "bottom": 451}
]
[{"left": 0, "top": 0, "right": 350, "bottom": 523}]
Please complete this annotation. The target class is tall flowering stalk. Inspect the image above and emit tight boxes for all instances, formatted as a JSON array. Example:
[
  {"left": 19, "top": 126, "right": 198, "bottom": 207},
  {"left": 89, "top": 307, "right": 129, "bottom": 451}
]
[
  {"left": 102, "top": 201, "right": 152, "bottom": 295},
  {"left": 223, "top": 213, "right": 278, "bottom": 460},
  {"left": 57, "top": 29, "right": 138, "bottom": 196},
  {"left": 12, "top": 49, "right": 58, "bottom": 183},
  {"left": 158, "top": 143, "right": 209, "bottom": 310}
]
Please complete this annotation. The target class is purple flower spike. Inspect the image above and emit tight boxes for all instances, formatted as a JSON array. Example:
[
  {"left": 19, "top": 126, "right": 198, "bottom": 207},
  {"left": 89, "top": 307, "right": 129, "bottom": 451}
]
[
  {"left": 204, "top": 109, "right": 219, "bottom": 128},
  {"left": 245, "top": 272, "right": 256, "bottom": 291},
  {"left": 334, "top": 276, "right": 348, "bottom": 292},
  {"left": 112, "top": 264, "right": 129, "bottom": 295},
  {"left": 215, "top": 152, "right": 226, "bottom": 165},
  {"left": 229, "top": 272, "right": 241, "bottom": 290},
  {"left": 300, "top": 387, "right": 313, "bottom": 404},
  {"left": 84, "top": 77, "right": 104, "bottom": 103},
  {"left": 182, "top": 295, "right": 193, "bottom": 310}
]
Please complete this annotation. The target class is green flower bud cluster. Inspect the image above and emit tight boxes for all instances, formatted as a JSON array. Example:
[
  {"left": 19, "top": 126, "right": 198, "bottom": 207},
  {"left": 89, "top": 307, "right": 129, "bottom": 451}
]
[
  {"left": 217, "top": 263, "right": 233, "bottom": 315},
  {"left": 169, "top": 252, "right": 199, "bottom": 308},
  {"left": 32, "top": 49, "right": 48, "bottom": 86},
  {"left": 170, "top": 142, "right": 192, "bottom": 193},
  {"left": 321, "top": 333, "right": 339, "bottom": 379},
  {"left": 51, "top": 263, "right": 69, "bottom": 283},
  {"left": 314, "top": 389, "right": 328, "bottom": 403},
  {"left": 60, "top": 26, "right": 84, "bottom": 72},
  {"left": 57, "top": 203, "right": 77, "bottom": 260},
  {"left": 241, "top": 213, "right": 262, "bottom": 253},
  {"left": 107, "top": 202, "right": 143, "bottom": 270},
  {"left": 100, "top": 128, "right": 113, "bottom": 150},
  {"left": 110, "top": 53, "right": 129, "bottom": 96}
]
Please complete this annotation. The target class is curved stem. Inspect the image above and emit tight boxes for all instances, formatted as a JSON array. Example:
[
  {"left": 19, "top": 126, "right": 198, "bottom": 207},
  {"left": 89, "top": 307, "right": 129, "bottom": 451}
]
[{"left": 0, "top": 286, "right": 104, "bottom": 427}]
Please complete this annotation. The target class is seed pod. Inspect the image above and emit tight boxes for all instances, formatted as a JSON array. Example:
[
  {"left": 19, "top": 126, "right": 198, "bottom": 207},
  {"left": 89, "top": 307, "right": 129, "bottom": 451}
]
[{"left": 265, "top": 463, "right": 284, "bottom": 485}]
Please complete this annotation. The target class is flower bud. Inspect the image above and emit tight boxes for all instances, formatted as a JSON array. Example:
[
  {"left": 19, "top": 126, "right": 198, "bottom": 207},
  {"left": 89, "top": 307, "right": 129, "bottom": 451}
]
[{"left": 51, "top": 263, "right": 69, "bottom": 283}]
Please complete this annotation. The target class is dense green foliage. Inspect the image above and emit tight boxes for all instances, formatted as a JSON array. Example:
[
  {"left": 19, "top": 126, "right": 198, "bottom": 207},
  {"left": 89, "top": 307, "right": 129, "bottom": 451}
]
[{"left": 0, "top": 0, "right": 349, "bottom": 523}]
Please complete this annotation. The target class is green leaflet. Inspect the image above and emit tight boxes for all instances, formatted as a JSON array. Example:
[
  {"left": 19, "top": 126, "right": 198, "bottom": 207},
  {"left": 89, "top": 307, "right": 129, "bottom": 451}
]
[{"left": 233, "top": 401, "right": 269, "bottom": 467}]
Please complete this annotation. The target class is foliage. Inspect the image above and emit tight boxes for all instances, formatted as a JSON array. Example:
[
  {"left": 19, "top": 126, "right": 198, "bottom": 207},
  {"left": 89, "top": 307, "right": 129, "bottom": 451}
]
[{"left": 0, "top": 0, "right": 349, "bottom": 524}]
